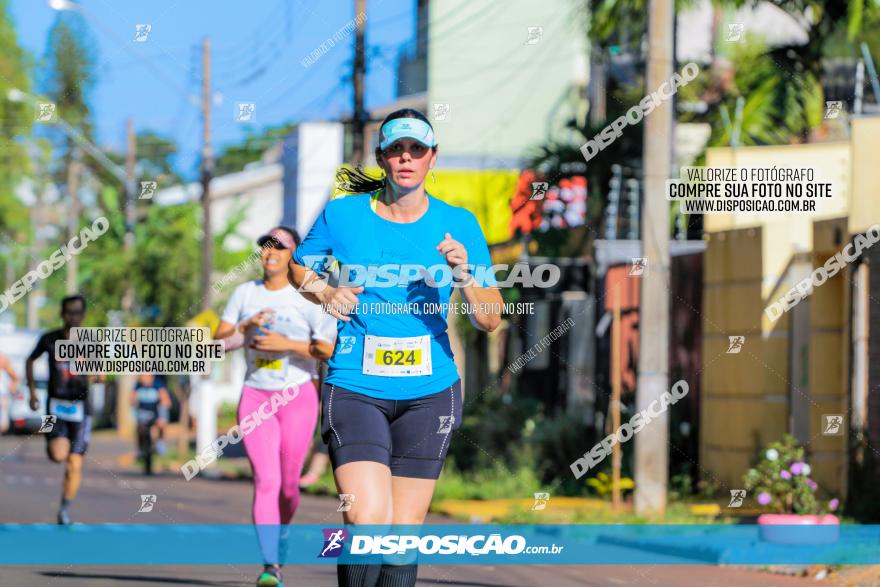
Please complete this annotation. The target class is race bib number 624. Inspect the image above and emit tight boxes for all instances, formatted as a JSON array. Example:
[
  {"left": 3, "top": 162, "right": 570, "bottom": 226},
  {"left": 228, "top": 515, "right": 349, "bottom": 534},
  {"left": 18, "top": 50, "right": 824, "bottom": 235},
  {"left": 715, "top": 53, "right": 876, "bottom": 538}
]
[
  {"left": 362, "top": 334, "right": 431, "bottom": 377},
  {"left": 376, "top": 349, "right": 422, "bottom": 366}
]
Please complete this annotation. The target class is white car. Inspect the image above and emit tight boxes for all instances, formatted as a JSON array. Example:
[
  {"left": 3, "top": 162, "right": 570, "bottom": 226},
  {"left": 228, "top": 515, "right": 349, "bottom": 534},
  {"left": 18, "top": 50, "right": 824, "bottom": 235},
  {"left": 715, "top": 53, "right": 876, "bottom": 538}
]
[{"left": 0, "top": 329, "right": 49, "bottom": 434}]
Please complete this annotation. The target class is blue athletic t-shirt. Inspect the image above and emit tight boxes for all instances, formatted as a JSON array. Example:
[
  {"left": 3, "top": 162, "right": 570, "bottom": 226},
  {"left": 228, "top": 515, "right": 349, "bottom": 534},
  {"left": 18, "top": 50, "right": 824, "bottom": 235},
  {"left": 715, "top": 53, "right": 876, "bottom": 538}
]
[{"left": 292, "top": 192, "right": 497, "bottom": 400}]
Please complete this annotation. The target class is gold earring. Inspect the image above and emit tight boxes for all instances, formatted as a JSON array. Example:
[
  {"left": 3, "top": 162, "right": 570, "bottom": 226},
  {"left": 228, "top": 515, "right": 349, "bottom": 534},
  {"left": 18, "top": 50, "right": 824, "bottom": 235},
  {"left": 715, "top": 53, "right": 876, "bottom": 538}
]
[{"left": 431, "top": 170, "right": 436, "bottom": 183}]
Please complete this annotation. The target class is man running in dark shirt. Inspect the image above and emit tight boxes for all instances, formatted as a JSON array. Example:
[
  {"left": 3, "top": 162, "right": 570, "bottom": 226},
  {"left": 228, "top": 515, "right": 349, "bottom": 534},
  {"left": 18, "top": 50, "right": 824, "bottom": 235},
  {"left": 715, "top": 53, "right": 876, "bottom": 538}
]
[{"left": 26, "top": 294, "right": 91, "bottom": 525}]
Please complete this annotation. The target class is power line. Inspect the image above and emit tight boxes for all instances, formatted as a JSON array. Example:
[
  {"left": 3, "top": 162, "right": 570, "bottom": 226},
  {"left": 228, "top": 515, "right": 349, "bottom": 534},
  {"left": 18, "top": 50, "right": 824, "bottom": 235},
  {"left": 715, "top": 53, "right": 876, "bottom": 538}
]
[
  {"left": 56, "top": 3, "right": 195, "bottom": 103},
  {"left": 96, "top": 48, "right": 194, "bottom": 72},
  {"left": 262, "top": 64, "right": 348, "bottom": 116}
]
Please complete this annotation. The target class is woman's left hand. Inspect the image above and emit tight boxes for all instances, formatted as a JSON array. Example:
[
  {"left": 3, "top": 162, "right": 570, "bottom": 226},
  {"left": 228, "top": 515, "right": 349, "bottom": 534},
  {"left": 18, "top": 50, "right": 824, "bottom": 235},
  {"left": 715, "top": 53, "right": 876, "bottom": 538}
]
[
  {"left": 436, "top": 232, "right": 468, "bottom": 273},
  {"left": 250, "top": 328, "right": 292, "bottom": 352}
]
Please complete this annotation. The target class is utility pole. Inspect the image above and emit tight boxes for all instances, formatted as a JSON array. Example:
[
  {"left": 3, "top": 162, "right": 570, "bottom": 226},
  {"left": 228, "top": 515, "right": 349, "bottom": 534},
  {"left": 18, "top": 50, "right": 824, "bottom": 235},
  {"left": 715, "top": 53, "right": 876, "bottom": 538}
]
[
  {"left": 200, "top": 36, "right": 214, "bottom": 311},
  {"left": 27, "top": 145, "right": 46, "bottom": 330},
  {"left": 635, "top": 0, "right": 673, "bottom": 515},
  {"left": 117, "top": 117, "right": 137, "bottom": 441},
  {"left": 351, "top": 0, "right": 367, "bottom": 165},
  {"left": 123, "top": 117, "right": 136, "bottom": 314},
  {"left": 188, "top": 36, "right": 214, "bottom": 463},
  {"left": 611, "top": 288, "right": 622, "bottom": 511},
  {"left": 66, "top": 149, "right": 80, "bottom": 294},
  {"left": 589, "top": 54, "right": 607, "bottom": 127}
]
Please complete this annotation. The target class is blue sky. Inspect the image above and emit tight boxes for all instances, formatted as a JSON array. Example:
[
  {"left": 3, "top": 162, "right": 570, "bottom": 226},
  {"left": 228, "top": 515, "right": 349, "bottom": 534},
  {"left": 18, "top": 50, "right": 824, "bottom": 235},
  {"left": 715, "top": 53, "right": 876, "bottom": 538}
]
[{"left": 11, "top": 0, "right": 415, "bottom": 178}]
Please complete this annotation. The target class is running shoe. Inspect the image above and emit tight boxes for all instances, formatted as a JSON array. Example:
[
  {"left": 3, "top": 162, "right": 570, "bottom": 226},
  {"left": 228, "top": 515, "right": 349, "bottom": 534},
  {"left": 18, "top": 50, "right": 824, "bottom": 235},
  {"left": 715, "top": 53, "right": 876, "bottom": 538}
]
[
  {"left": 256, "top": 565, "right": 282, "bottom": 587},
  {"left": 57, "top": 508, "right": 71, "bottom": 525}
]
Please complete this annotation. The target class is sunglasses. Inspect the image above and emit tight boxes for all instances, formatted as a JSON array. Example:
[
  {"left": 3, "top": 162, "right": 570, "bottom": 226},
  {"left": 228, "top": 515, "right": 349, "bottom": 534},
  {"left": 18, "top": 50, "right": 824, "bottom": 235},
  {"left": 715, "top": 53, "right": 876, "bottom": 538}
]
[{"left": 258, "top": 238, "right": 290, "bottom": 251}]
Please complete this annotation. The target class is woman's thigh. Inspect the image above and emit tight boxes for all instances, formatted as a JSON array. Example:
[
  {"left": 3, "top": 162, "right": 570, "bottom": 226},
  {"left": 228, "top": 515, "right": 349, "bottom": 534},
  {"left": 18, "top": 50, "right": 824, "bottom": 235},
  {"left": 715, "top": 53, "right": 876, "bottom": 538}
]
[
  {"left": 390, "top": 476, "right": 437, "bottom": 524},
  {"left": 321, "top": 383, "right": 394, "bottom": 470},
  {"left": 333, "top": 460, "right": 393, "bottom": 524},
  {"left": 322, "top": 383, "right": 397, "bottom": 523},
  {"left": 237, "top": 386, "right": 282, "bottom": 481},
  {"left": 277, "top": 381, "right": 319, "bottom": 477},
  {"left": 388, "top": 380, "right": 463, "bottom": 479}
]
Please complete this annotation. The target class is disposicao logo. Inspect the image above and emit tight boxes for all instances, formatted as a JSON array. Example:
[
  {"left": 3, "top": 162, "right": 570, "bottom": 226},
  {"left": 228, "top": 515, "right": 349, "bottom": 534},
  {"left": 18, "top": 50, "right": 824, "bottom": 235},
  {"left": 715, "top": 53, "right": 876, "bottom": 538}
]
[{"left": 319, "top": 528, "right": 348, "bottom": 558}]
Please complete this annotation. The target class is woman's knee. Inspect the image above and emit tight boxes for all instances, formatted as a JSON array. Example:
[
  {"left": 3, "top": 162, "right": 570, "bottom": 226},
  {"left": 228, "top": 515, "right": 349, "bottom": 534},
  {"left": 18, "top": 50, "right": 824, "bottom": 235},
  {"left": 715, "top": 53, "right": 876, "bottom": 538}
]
[
  {"left": 343, "top": 503, "right": 393, "bottom": 525},
  {"left": 280, "top": 483, "right": 301, "bottom": 503},
  {"left": 253, "top": 474, "right": 282, "bottom": 496},
  {"left": 392, "top": 513, "right": 427, "bottom": 525}
]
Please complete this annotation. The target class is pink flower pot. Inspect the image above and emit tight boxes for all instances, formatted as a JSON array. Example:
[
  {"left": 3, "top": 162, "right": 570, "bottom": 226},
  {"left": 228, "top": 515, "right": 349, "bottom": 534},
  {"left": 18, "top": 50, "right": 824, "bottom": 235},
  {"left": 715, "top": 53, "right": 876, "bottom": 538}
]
[{"left": 757, "top": 513, "right": 840, "bottom": 544}]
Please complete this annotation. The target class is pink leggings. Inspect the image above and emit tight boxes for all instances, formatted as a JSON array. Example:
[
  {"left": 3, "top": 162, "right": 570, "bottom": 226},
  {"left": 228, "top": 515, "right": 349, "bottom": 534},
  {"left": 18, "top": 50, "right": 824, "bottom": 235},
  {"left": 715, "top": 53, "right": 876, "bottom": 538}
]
[{"left": 237, "top": 381, "right": 318, "bottom": 549}]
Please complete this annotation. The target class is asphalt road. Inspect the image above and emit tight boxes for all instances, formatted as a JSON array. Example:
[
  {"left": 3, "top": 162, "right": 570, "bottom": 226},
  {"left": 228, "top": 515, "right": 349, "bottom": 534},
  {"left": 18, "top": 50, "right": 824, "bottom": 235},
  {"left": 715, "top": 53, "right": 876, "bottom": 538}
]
[{"left": 0, "top": 433, "right": 822, "bottom": 586}]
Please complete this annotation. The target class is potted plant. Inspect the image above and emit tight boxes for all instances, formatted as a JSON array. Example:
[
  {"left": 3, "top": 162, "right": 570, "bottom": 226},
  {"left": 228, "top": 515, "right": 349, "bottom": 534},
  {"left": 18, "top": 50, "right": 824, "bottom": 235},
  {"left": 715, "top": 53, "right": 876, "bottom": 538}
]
[{"left": 743, "top": 435, "right": 840, "bottom": 544}]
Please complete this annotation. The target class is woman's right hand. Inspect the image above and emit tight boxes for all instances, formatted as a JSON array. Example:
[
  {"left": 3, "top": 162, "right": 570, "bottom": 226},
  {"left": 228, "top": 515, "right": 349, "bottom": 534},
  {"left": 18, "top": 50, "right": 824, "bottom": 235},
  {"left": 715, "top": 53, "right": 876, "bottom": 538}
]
[
  {"left": 238, "top": 310, "right": 275, "bottom": 334},
  {"left": 317, "top": 286, "right": 364, "bottom": 322}
]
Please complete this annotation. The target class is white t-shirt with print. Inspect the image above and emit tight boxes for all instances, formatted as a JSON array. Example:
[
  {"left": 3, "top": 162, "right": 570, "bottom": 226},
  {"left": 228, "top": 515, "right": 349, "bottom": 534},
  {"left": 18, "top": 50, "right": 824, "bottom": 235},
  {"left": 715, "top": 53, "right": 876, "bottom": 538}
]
[{"left": 221, "top": 280, "right": 337, "bottom": 391}]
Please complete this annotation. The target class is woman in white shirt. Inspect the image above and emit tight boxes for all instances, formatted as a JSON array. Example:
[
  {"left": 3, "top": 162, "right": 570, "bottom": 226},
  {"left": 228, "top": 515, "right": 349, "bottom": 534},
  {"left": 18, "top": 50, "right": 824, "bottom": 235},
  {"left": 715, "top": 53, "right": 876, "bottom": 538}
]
[{"left": 214, "top": 226, "right": 337, "bottom": 587}]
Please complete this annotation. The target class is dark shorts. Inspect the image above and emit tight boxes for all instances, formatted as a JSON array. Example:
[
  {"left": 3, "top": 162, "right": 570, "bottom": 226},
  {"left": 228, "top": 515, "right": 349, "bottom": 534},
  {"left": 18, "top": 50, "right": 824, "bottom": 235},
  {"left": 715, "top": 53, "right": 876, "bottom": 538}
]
[
  {"left": 46, "top": 415, "right": 92, "bottom": 455},
  {"left": 321, "top": 380, "right": 463, "bottom": 479},
  {"left": 136, "top": 405, "right": 169, "bottom": 426}
]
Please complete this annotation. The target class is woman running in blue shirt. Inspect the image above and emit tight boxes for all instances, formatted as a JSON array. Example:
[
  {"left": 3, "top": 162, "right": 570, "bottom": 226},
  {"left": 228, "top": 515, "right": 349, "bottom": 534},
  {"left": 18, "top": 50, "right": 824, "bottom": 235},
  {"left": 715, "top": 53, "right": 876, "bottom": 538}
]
[{"left": 288, "top": 108, "right": 502, "bottom": 587}]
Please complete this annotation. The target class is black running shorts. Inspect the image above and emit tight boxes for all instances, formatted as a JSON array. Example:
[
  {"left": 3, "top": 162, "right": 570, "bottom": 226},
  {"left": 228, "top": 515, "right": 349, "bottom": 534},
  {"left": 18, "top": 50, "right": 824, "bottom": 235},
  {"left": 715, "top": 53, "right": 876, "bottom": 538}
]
[
  {"left": 46, "top": 415, "right": 92, "bottom": 455},
  {"left": 320, "top": 380, "right": 462, "bottom": 479}
]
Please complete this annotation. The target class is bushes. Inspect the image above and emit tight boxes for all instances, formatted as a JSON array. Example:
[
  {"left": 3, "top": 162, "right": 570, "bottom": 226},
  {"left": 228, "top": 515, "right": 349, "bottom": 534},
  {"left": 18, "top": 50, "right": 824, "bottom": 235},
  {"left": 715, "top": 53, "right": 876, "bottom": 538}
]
[
  {"left": 448, "top": 385, "right": 597, "bottom": 497},
  {"left": 743, "top": 434, "right": 840, "bottom": 515},
  {"left": 435, "top": 459, "right": 541, "bottom": 502}
]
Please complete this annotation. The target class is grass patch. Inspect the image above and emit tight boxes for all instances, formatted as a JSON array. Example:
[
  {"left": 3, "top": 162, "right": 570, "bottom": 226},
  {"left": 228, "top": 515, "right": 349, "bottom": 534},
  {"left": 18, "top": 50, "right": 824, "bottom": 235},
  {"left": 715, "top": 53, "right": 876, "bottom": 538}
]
[
  {"left": 567, "top": 502, "right": 737, "bottom": 524},
  {"left": 148, "top": 444, "right": 187, "bottom": 471},
  {"left": 300, "top": 465, "right": 337, "bottom": 497},
  {"left": 489, "top": 501, "right": 739, "bottom": 524},
  {"left": 217, "top": 402, "right": 238, "bottom": 432},
  {"left": 433, "top": 460, "right": 542, "bottom": 502}
]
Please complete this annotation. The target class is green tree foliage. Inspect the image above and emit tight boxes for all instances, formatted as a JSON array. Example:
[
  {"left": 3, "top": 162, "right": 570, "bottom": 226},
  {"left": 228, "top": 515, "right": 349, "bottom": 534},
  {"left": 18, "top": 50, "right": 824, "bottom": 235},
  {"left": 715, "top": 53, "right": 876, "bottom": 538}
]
[
  {"left": 600, "top": 0, "right": 875, "bottom": 144},
  {"left": 87, "top": 129, "right": 183, "bottom": 223},
  {"left": 135, "top": 130, "right": 183, "bottom": 186},
  {"left": 525, "top": 103, "right": 643, "bottom": 248},
  {"left": 214, "top": 123, "right": 296, "bottom": 176},
  {"left": 0, "top": 0, "right": 32, "bottom": 242},
  {"left": 78, "top": 184, "right": 254, "bottom": 327},
  {"left": 529, "top": 0, "right": 879, "bottom": 244},
  {"left": 677, "top": 35, "right": 824, "bottom": 147},
  {"left": 42, "top": 10, "right": 97, "bottom": 144},
  {"left": 7, "top": 9, "right": 268, "bottom": 331}
]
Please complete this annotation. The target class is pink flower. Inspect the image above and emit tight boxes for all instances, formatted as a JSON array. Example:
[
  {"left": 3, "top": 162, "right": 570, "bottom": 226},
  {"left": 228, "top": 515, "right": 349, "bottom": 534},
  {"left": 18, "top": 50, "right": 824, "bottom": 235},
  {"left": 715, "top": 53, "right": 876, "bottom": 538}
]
[
  {"left": 829, "top": 498, "right": 839, "bottom": 511},
  {"left": 780, "top": 470, "right": 792, "bottom": 480},
  {"left": 757, "top": 492, "right": 772, "bottom": 505},
  {"left": 805, "top": 479, "right": 818, "bottom": 490},
  {"left": 790, "top": 462, "right": 804, "bottom": 475}
]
